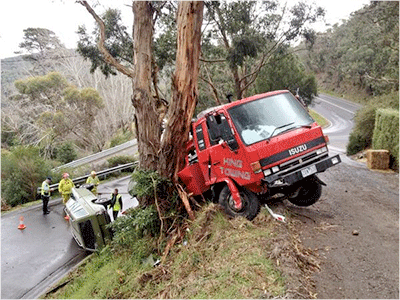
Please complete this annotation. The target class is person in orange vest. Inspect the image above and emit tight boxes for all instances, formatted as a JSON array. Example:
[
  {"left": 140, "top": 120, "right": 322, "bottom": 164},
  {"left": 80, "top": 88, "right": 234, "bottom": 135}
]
[
  {"left": 108, "top": 188, "right": 123, "bottom": 221},
  {"left": 58, "top": 173, "right": 75, "bottom": 204}
]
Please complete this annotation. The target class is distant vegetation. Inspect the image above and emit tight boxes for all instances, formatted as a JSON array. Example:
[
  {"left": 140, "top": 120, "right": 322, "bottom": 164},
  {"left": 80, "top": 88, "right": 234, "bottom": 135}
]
[
  {"left": 300, "top": 1, "right": 399, "bottom": 166},
  {"left": 302, "top": 1, "right": 398, "bottom": 100}
]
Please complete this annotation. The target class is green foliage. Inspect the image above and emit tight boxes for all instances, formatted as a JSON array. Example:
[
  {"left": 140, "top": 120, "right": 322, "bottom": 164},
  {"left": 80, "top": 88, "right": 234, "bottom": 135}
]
[
  {"left": 347, "top": 131, "right": 369, "bottom": 156},
  {"left": 18, "top": 28, "right": 63, "bottom": 54},
  {"left": 128, "top": 168, "right": 181, "bottom": 223},
  {"left": 304, "top": 1, "right": 398, "bottom": 96},
  {"left": 255, "top": 51, "right": 318, "bottom": 105},
  {"left": 9, "top": 72, "right": 104, "bottom": 155},
  {"left": 56, "top": 142, "right": 78, "bottom": 164},
  {"left": 372, "top": 109, "right": 399, "bottom": 169},
  {"left": 108, "top": 206, "right": 160, "bottom": 252},
  {"left": 77, "top": 9, "right": 133, "bottom": 77},
  {"left": 201, "top": 0, "right": 324, "bottom": 100},
  {"left": 129, "top": 169, "right": 172, "bottom": 199},
  {"left": 347, "top": 92, "right": 399, "bottom": 155},
  {"left": 14, "top": 72, "right": 68, "bottom": 103},
  {"left": 1, "top": 146, "right": 52, "bottom": 206},
  {"left": 109, "top": 130, "right": 134, "bottom": 148},
  {"left": 107, "top": 155, "right": 136, "bottom": 167}
]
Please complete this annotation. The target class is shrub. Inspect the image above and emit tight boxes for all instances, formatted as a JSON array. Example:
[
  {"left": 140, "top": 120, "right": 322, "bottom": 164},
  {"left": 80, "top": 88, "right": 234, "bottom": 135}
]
[
  {"left": 1, "top": 146, "right": 52, "bottom": 206},
  {"left": 108, "top": 205, "right": 160, "bottom": 258},
  {"left": 372, "top": 109, "right": 399, "bottom": 169},
  {"left": 56, "top": 142, "right": 78, "bottom": 164},
  {"left": 109, "top": 130, "right": 134, "bottom": 148},
  {"left": 347, "top": 131, "right": 369, "bottom": 155},
  {"left": 107, "top": 155, "right": 136, "bottom": 167},
  {"left": 347, "top": 92, "right": 399, "bottom": 155}
]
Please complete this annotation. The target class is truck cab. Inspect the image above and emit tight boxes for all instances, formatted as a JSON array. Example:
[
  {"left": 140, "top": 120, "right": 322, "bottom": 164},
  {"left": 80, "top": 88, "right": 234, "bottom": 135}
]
[{"left": 178, "top": 90, "right": 341, "bottom": 220}]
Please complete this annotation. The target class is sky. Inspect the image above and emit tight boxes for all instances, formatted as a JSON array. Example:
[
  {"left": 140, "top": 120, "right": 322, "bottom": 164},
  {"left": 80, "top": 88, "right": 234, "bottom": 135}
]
[{"left": 0, "top": 0, "right": 371, "bottom": 59}]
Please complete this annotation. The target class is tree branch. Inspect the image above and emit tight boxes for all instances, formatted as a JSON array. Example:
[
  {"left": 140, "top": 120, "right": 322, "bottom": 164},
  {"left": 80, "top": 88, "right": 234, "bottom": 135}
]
[{"left": 78, "top": 1, "right": 135, "bottom": 78}]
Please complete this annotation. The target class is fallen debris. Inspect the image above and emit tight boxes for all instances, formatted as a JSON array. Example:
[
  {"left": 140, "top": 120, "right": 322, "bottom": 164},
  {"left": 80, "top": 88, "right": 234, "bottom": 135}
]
[{"left": 264, "top": 204, "right": 286, "bottom": 223}]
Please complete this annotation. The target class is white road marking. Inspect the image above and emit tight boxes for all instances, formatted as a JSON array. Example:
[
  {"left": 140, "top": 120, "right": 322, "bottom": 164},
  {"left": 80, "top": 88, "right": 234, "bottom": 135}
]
[{"left": 316, "top": 96, "right": 356, "bottom": 115}]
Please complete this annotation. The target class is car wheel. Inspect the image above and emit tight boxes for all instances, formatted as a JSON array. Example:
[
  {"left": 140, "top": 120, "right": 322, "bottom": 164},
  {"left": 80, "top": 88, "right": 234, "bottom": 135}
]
[
  {"left": 218, "top": 185, "right": 260, "bottom": 221},
  {"left": 287, "top": 175, "right": 322, "bottom": 207}
]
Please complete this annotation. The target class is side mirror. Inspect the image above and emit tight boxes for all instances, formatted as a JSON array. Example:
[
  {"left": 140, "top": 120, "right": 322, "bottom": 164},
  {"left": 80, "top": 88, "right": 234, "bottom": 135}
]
[{"left": 226, "top": 138, "right": 239, "bottom": 151}]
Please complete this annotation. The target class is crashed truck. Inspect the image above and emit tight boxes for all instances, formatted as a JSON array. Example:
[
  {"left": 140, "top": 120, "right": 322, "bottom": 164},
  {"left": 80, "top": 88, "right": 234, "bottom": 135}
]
[
  {"left": 65, "top": 184, "right": 113, "bottom": 251},
  {"left": 177, "top": 90, "right": 341, "bottom": 220},
  {"left": 63, "top": 89, "right": 341, "bottom": 250}
]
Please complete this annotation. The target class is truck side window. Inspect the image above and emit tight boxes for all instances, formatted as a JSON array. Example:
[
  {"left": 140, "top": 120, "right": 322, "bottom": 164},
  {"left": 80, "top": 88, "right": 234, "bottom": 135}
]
[
  {"left": 206, "top": 113, "right": 239, "bottom": 150},
  {"left": 195, "top": 124, "right": 206, "bottom": 151},
  {"left": 206, "top": 115, "right": 219, "bottom": 145}
]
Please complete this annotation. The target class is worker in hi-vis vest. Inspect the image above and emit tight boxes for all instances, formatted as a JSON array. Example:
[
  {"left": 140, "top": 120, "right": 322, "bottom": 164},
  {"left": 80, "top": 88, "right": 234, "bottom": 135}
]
[
  {"left": 41, "top": 177, "right": 53, "bottom": 214},
  {"left": 109, "top": 188, "right": 123, "bottom": 221},
  {"left": 86, "top": 170, "right": 100, "bottom": 195},
  {"left": 58, "top": 173, "right": 75, "bottom": 204}
]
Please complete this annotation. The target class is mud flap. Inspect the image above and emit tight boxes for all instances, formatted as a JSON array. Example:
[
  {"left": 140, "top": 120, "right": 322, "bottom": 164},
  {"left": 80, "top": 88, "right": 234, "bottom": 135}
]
[{"left": 224, "top": 178, "right": 242, "bottom": 210}]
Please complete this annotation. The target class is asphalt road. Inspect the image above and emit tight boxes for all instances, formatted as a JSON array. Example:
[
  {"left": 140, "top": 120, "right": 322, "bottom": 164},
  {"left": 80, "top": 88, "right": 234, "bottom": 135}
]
[
  {"left": 311, "top": 94, "right": 362, "bottom": 153},
  {"left": 1, "top": 176, "right": 137, "bottom": 299}
]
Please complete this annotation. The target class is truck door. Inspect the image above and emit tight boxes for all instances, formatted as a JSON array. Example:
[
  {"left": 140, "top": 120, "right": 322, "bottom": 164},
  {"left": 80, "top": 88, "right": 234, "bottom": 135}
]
[{"left": 205, "top": 113, "right": 251, "bottom": 184}]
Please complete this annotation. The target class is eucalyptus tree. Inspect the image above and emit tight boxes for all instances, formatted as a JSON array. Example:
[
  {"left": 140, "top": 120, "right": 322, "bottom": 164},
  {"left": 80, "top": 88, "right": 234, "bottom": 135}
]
[
  {"left": 4, "top": 72, "right": 104, "bottom": 157},
  {"left": 17, "top": 27, "right": 65, "bottom": 75},
  {"left": 78, "top": 1, "right": 204, "bottom": 213},
  {"left": 304, "top": 1, "right": 399, "bottom": 95},
  {"left": 202, "top": 0, "right": 324, "bottom": 100}
]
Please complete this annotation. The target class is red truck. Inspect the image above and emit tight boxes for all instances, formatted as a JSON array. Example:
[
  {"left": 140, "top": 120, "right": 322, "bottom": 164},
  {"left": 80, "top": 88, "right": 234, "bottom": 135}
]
[{"left": 177, "top": 90, "right": 341, "bottom": 220}]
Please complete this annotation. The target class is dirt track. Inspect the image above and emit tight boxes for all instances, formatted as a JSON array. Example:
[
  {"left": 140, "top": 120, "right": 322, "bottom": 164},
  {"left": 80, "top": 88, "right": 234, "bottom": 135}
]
[{"left": 279, "top": 159, "right": 399, "bottom": 299}]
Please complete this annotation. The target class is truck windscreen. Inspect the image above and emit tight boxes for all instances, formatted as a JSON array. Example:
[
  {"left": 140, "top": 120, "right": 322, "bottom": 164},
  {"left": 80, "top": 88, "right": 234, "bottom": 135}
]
[{"left": 228, "top": 92, "right": 314, "bottom": 145}]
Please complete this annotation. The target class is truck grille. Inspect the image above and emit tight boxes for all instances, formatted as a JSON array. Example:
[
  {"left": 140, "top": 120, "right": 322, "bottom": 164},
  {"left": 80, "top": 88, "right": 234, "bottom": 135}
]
[{"left": 279, "top": 150, "right": 328, "bottom": 175}]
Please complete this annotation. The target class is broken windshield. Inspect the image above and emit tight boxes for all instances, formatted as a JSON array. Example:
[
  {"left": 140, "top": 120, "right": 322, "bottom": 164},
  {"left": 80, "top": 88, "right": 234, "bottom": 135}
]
[{"left": 228, "top": 92, "right": 314, "bottom": 145}]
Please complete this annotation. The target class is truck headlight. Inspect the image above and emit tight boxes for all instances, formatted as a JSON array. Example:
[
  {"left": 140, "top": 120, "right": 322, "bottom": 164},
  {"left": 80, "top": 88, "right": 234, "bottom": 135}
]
[
  {"left": 263, "top": 169, "right": 272, "bottom": 176},
  {"left": 272, "top": 166, "right": 280, "bottom": 173}
]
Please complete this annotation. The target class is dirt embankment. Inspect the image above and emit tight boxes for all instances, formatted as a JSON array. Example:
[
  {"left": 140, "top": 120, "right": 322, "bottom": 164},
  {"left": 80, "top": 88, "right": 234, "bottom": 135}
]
[{"left": 274, "top": 161, "right": 399, "bottom": 299}]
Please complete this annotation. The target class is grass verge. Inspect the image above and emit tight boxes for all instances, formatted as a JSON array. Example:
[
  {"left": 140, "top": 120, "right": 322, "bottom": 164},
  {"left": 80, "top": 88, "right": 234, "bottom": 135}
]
[
  {"left": 309, "top": 109, "right": 329, "bottom": 128},
  {"left": 44, "top": 203, "right": 319, "bottom": 299}
]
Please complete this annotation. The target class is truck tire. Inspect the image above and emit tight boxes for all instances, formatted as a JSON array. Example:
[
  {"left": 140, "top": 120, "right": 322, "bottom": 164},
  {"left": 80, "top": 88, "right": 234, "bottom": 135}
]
[
  {"left": 287, "top": 175, "right": 322, "bottom": 207},
  {"left": 218, "top": 185, "right": 260, "bottom": 221}
]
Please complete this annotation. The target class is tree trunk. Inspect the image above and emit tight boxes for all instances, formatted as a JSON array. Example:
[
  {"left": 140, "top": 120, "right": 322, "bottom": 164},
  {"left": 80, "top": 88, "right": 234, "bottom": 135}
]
[
  {"left": 159, "top": 1, "right": 204, "bottom": 181},
  {"left": 131, "top": 2, "right": 161, "bottom": 172}
]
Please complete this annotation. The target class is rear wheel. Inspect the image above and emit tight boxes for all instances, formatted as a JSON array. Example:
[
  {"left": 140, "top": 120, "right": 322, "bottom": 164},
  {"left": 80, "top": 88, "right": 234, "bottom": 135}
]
[
  {"left": 287, "top": 175, "right": 322, "bottom": 206},
  {"left": 218, "top": 185, "right": 260, "bottom": 221}
]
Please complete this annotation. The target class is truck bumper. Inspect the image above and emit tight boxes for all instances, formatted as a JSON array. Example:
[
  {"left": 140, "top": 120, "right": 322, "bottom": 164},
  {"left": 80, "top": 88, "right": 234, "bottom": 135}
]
[{"left": 262, "top": 154, "right": 341, "bottom": 188}]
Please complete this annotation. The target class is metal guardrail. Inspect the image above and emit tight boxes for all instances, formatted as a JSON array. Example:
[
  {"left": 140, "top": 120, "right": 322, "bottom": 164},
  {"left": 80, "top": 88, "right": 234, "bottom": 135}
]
[
  {"left": 53, "top": 139, "right": 138, "bottom": 171},
  {"left": 38, "top": 162, "right": 137, "bottom": 193}
]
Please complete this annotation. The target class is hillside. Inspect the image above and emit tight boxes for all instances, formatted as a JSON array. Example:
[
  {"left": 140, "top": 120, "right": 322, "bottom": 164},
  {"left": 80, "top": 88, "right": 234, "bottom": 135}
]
[{"left": 1, "top": 55, "right": 34, "bottom": 102}]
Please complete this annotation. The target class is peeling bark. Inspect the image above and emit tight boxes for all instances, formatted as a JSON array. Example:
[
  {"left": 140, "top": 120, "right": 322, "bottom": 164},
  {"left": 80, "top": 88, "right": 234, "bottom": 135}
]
[{"left": 159, "top": 1, "right": 204, "bottom": 181}]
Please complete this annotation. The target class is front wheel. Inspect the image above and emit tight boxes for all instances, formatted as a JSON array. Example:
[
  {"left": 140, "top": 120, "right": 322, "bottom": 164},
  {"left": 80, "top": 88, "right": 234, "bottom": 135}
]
[
  {"left": 218, "top": 185, "right": 260, "bottom": 221},
  {"left": 287, "top": 175, "right": 322, "bottom": 207}
]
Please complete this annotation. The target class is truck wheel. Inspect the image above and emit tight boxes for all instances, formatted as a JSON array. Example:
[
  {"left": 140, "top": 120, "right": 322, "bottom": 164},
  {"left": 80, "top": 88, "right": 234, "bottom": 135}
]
[
  {"left": 218, "top": 185, "right": 260, "bottom": 221},
  {"left": 287, "top": 175, "right": 322, "bottom": 207}
]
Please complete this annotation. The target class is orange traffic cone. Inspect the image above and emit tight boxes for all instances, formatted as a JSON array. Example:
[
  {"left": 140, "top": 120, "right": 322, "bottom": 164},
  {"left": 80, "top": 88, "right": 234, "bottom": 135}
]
[{"left": 18, "top": 216, "right": 26, "bottom": 230}]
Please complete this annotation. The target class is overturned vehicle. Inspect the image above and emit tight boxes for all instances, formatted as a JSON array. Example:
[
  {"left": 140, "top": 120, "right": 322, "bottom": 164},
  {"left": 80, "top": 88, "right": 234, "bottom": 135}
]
[{"left": 65, "top": 185, "right": 113, "bottom": 251}]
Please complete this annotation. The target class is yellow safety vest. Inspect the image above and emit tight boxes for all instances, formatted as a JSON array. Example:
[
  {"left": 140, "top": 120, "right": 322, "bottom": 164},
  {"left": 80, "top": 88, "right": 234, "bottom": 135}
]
[
  {"left": 41, "top": 181, "right": 50, "bottom": 196},
  {"left": 111, "top": 194, "right": 122, "bottom": 211},
  {"left": 59, "top": 178, "right": 74, "bottom": 195}
]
